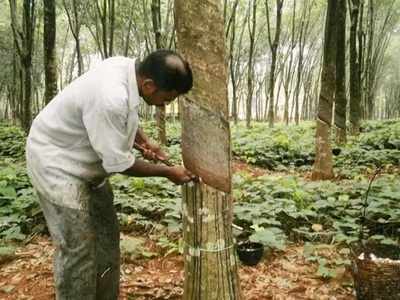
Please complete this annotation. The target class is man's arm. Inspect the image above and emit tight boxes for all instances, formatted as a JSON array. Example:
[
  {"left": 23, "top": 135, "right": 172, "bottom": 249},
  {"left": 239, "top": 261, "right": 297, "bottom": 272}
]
[
  {"left": 134, "top": 127, "right": 151, "bottom": 147},
  {"left": 134, "top": 128, "right": 169, "bottom": 161},
  {"left": 121, "top": 159, "right": 197, "bottom": 185}
]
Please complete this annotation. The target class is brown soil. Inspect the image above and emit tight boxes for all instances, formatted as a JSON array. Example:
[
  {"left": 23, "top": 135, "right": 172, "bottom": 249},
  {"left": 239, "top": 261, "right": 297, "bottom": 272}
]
[
  {"left": 0, "top": 161, "right": 365, "bottom": 299},
  {"left": 0, "top": 236, "right": 355, "bottom": 300}
]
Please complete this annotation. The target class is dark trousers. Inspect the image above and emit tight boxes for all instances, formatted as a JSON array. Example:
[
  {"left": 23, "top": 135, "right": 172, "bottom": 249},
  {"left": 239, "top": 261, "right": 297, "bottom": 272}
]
[{"left": 38, "top": 181, "right": 120, "bottom": 300}]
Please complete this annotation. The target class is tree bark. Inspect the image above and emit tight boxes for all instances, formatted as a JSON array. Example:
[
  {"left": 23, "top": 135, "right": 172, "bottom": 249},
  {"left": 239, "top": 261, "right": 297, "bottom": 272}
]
[
  {"left": 228, "top": 0, "right": 239, "bottom": 123},
  {"left": 43, "top": 0, "right": 58, "bottom": 104},
  {"left": 246, "top": 0, "right": 257, "bottom": 128},
  {"left": 312, "top": 0, "right": 337, "bottom": 180},
  {"left": 282, "top": 0, "right": 296, "bottom": 125},
  {"left": 151, "top": 0, "right": 167, "bottom": 145},
  {"left": 293, "top": 1, "right": 312, "bottom": 125},
  {"left": 349, "top": 0, "right": 361, "bottom": 134},
  {"left": 9, "top": 0, "right": 36, "bottom": 132},
  {"left": 175, "top": 0, "right": 242, "bottom": 299},
  {"left": 63, "top": 0, "right": 84, "bottom": 76},
  {"left": 335, "top": 0, "right": 347, "bottom": 144},
  {"left": 266, "top": 0, "right": 283, "bottom": 128}
]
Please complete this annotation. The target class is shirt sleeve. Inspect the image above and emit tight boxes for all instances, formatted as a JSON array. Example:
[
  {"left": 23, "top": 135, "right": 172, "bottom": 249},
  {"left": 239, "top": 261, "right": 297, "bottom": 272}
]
[{"left": 82, "top": 95, "right": 136, "bottom": 174}]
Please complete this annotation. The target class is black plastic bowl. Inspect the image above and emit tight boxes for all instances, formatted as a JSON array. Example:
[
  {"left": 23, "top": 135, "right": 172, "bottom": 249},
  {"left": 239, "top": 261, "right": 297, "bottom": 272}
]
[{"left": 236, "top": 242, "right": 264, "bottom": 266}]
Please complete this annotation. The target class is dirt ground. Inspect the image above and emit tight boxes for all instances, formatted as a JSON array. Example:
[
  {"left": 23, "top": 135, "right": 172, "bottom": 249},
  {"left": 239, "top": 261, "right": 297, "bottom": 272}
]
[
  {"left": 0, "top": 161, "right": 359, "bottom": 299},
  {"left": 0, "top": 235, "right": 355, "bottom": 300}
]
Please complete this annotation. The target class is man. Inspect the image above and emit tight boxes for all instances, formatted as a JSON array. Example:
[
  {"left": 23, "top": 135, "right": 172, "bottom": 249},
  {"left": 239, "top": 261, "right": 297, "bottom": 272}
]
[{"left": 26, "top": 50, "right": 196, "bottom": 299}]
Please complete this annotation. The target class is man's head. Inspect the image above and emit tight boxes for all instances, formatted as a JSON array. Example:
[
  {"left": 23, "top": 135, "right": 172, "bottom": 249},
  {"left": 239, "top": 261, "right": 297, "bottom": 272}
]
[{"left": 137, "top": 50, "right": 193, "bottom": 107}]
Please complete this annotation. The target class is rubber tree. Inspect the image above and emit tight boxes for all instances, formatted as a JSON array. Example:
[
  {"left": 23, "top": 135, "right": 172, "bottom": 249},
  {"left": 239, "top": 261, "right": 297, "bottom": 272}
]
[
  {"left": 86, "top": 0, "right": 116, "bottom": 59},
  {"left": 363, "top": 0, "right": 396, "bottom": 119},
  {"left": 265, "top": 0, "right": 284, "bottom": 128},
  {"left": 9, "top": 0, "right": 36, "bottom": 132},
  {"left": 43, "top": 0, "right": 58, "bottom": 104},
  {"left": 281, "top": 0, "right": 297, "bottom": 125},
  {"left": 174, "top": 0, "right": 242, "bottom": 299},
  {"left": 151, "top": 0, "right": 167, "bottom": 145},
  {"left": 349, "top": 0, "right": 362, "bottom": 134},
  {"left": 293, "top": 0, "right": 312, "bottom": 125},
  {"left": 246, "top": 0, "right": 257, "bottom": 128},
  {"left": 226, "top": 0, "right": 240, "bottom": 123},
  {"left": 334, "top": 0, "right": 347, "bottom": 144},
  {"left": 311, "top": 0, "right": 337, "bottom": 180},
  {"left": 63, "top": 0, "right": 84, "bottom": 76}
]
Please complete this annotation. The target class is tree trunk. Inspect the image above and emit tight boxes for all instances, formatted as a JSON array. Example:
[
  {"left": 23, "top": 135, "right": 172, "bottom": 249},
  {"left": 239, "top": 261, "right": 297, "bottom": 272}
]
[
  {"left": 293, "top": 18, "right": 304, "bottom": 126},
  {"left": 11, "top": 45, "right": 19, "bottom": 122},
  {"left": 63, "top": 0, "right": 83, "bottom": 76},
  {"left": 266, "top": 0, "right": 284, "bottom": 128},
  {"left": 9, "top": 0, "right": 36, "bottom": 131},
  {"left": 293, "top": 1, "right": 312, "bottom": 125},
  {"left": 283, "top": 0, "right": 296, "bottom": 125},
  {"left": 363, "top": 0, "right": 395, "bottom": 120},
  {"left": 22, "top": 0, "right": 35, "bottom": 131},
  {"left": 43, "top": 0, "right": 58, "bottom": 104},
  {"left": 228, "top": 0, "right": 239, "bottom": 123},
  {"left": 358, "top": 1, "right": 365, "bottom": 119},
  {"left": 311, "top": 0, "right": 337, "bottom": 180},
  {"left": 349, "top": 0, "right": 361, "bottom": 134},
  {"left": 108, "top": 0, "right": 115, "bottom": 57},
  {"left": 175, "top": 0, "right": 242, "bottom": 299},
  {"left": 334, "top": 0, "right": 347, "bottom": 144},
  {"left": 246, "top": 0, "right": 257, "bottom": 128},
  {"left": 151, "top": 0, "right": 167, "bottom": 145}
]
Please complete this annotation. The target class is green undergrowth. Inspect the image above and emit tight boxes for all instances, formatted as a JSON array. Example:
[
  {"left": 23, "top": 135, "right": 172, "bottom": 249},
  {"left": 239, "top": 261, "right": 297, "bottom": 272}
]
[
  {"left": 233, "top": 173, "right": 400, "bottom": 249},
  {"left": 0, "top": 159, "right": 42, "bottom": 241},
  {"left": 232, "top": 120, "right": 400, "bottom": 174},
  {"left": 0, "top": 121, "right": 398, "bottom": 267},
  {"left": 142, "top": 119, "right": 400, "bottom": 177},
  {"left": 0, "top": 122, "right": 26, "bottom": 159}
]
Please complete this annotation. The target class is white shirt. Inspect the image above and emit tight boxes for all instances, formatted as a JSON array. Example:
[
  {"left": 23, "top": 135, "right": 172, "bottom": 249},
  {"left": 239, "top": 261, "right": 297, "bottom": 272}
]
[{"left": 26, "top": 57, "right": 140, "bottom": 209}]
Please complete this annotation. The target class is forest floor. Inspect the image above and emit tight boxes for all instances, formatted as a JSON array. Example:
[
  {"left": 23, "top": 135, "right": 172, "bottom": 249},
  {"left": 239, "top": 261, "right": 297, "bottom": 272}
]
[
  {"left": 0, "top": 235, "right": 355, "bottom": 300},
  {"left": 0, "top": 161, "right": 357, "bottom": 299}
]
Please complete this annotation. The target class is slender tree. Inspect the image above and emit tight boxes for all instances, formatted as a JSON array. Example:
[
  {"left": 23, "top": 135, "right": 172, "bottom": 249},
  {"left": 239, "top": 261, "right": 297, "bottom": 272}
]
[
  {"left": 175, "top": 0, "right": 242, "bottom": 298},
  {"left": 281, "top": 0, "right": 296, "bottom": 125},
  {"left": 335, "top": 0, "right": 347, "bottom": 143},
  {"left": 293, "top": 0, "right": 313, "bottom": 125},
  {"left": 94, "top": 0, "right": 116, "bottom": 58},
  {"left": 43, "top": 0, "right": 58, "bottom": 104},
  {"left": 266, "top": 0, "right": 283, "bottom": 128},
  {"left": 151, "top": 0, "right": 167, "bottom": 145},
  {"left": 363, "top": 0, "right": 396, "bottom": 119},
  {"left": 246, "top": 0, "right": 257, "bottom": 128},
  {"left": 312, "top": 0, "right": 337, "bottom": 180},
  {"left": 9, "top": 0, "right": 36, "bottom": 131},
  {"left": 227, "top": 0, "right": 240, "bottom": 123},
  {"left": 349, "top": 0, "right": 362, "bottom": 134},
  {"left": 63, "top": 0, "right": 84, "bottom": 76}
]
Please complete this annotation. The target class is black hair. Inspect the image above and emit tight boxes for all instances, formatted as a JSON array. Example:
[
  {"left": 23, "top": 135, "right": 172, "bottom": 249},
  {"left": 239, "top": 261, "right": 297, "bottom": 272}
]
[{"left": 138, "top": 49, "right": 193, "bottom": 94}]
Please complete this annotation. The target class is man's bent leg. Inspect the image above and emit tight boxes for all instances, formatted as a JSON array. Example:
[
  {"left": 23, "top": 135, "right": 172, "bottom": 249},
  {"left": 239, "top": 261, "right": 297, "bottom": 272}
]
[
  {"left": 89, "top": 181, "right": 120, "bottom": 300},
  {"left": 39, "top": 196, "right": 97, "bottom": 300}
]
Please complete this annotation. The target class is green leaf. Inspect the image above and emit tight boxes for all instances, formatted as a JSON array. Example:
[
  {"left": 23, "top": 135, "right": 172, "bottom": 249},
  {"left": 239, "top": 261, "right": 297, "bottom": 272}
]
[
  {"left": 0, "top": 245, "right": 16, "bottom": 264},
  {"left": 317, "top": 263, "right": 337, "bottom": 279},
  {"left": 303, "top": 243, "right": 315, "bottom": 258},
  {"left": 381, "top": 237, "right": 399, "bottom": 246},
  {"left": 249, "top": 228, "right": 286, "bottom": 251},
  {"left": 120, "top": 237, "right": 145, "bottom": 259},
  {"left": 1, "top": 226, "right": 25, "bottom": 241},
  {"left": 0, "top": 186, "right": 16, "bottom": 198}
]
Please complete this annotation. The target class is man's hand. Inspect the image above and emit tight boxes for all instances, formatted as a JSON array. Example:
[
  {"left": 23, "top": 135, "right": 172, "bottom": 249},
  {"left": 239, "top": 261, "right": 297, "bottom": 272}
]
[
  {"left": 166, "top": 166, "right": 198, "bottom": 185},
  {"left": 146, "top": 143, "right": 169, "bottom": 162},
  {"left": 135, "top": 142, "right": 169, "bottom": 162},
  {"left": 122, "top": 160, "right": 198, "bottom": 185},
  {"left": 134, "top": 128, "right": 169, "bottom": 162}
]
